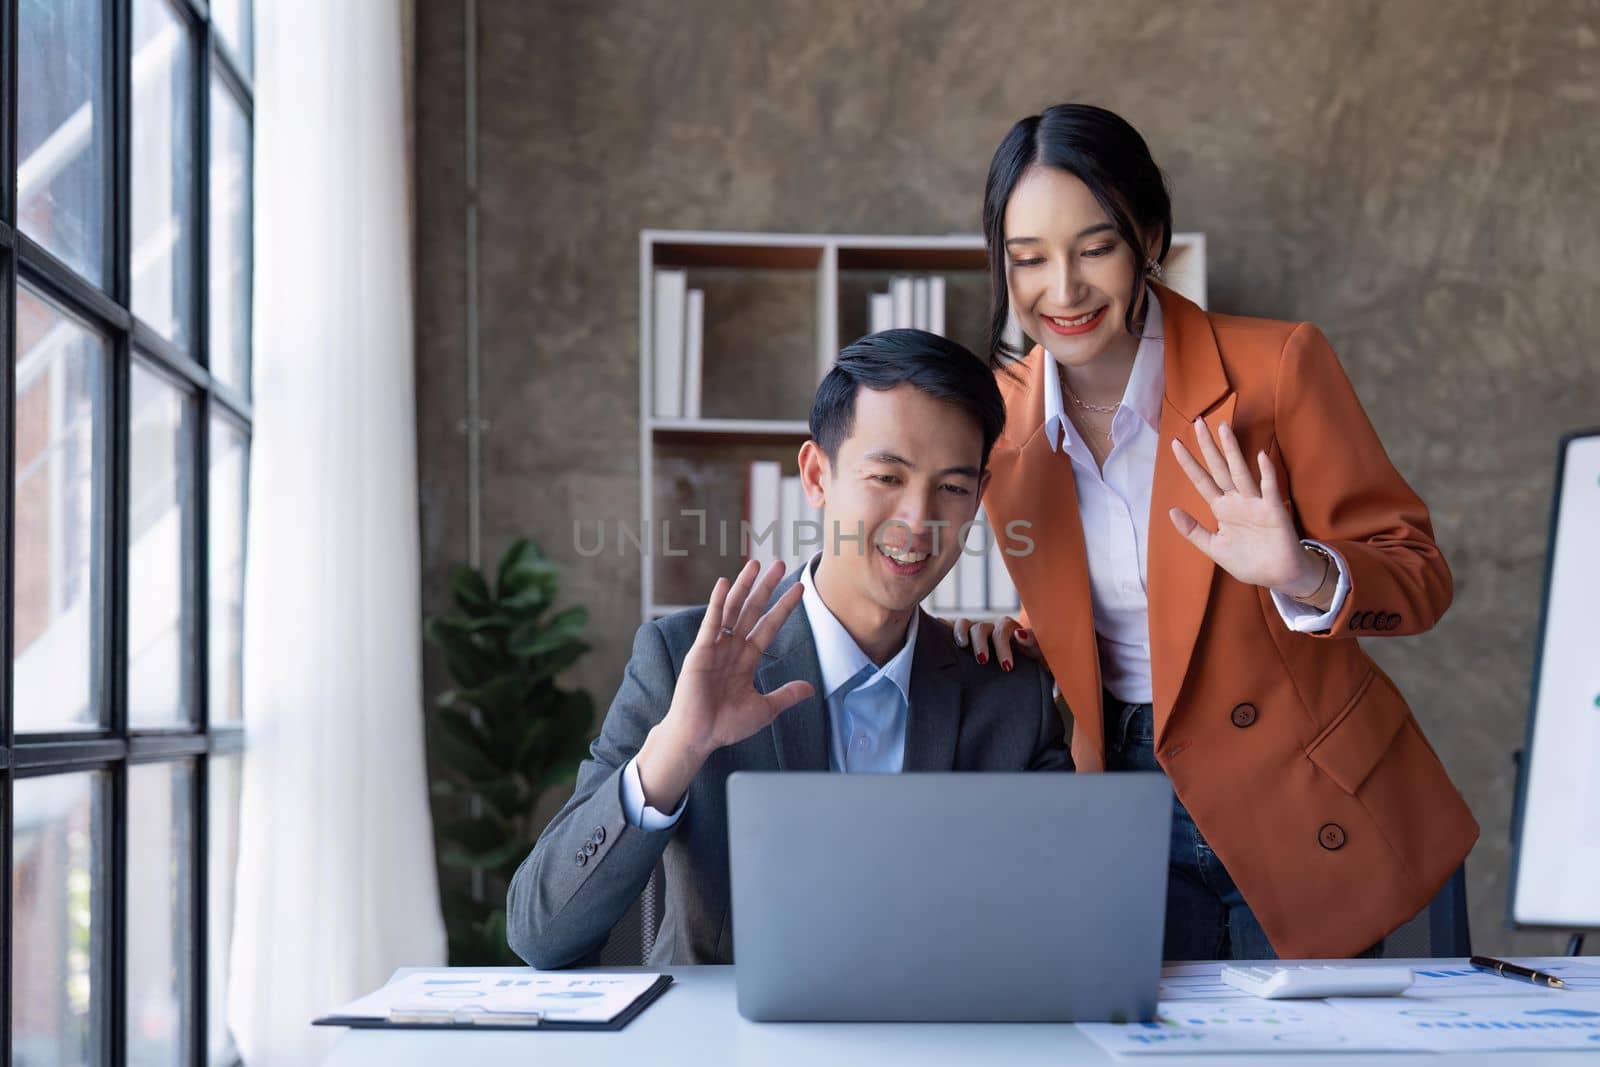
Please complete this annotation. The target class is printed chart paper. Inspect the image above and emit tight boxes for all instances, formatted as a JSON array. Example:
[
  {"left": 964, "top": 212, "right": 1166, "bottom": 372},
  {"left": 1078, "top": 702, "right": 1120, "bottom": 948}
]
[
  {"left": 1407, "top": 960, "right": 1600, "bottom": 998},
  {"left": 1077, "top": 998, "right": 1428, "bottom": 1055},
  {"left": 1328, "top": 992, "right": 1600, "bottom": 1052},
  {"left": 1157, "top": 962, "right": 1238, "bottom": 1001},
  {"left": 326, "top": 971, "right": 664, "bottom": 1025}
]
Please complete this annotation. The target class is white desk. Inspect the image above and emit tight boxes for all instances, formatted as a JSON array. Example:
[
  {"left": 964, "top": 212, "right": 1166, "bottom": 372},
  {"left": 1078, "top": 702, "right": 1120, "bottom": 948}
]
[{"left": 322, "top": 959, "right": 1586, "bottom": 1065}]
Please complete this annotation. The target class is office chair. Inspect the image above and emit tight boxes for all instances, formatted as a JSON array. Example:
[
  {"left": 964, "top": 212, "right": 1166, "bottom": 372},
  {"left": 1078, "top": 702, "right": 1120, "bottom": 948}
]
[
  {"left": 1381, "top": 865, "right": 1471, "bottom": 958},
  {"left": 597, "top": 862, "right": 666, "bottom": 965}
]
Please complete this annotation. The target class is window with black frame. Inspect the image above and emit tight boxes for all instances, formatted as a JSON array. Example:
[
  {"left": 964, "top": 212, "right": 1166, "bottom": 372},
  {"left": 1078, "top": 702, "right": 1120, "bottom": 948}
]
[{"left": 4, "top": 1, "right": 253, "bottom": 1065}]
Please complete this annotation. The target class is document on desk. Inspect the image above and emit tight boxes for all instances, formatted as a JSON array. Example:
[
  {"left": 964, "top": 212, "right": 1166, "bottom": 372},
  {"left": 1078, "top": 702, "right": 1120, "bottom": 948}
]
[
  {"left": 1076, "top": 999, "right": 1430, "bottom": 1055},
  {"left": 316, "top": 970, "right": 669, "bottom": 1029},
  {"left": 1327, "top": 992, "right": 1600, "bottom": 1051},
  {"left": 1156, "top": 962, "right": 1238, "bottom": 1001},
  {"left": 1407, "top": 959, "right": 1600, "bottom": 997}
]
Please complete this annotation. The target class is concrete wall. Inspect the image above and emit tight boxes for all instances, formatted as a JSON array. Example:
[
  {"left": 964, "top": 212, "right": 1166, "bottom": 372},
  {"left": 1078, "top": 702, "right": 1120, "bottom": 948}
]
[{"left": 415, "top": 0, "right": 1600, "bottom": 956}]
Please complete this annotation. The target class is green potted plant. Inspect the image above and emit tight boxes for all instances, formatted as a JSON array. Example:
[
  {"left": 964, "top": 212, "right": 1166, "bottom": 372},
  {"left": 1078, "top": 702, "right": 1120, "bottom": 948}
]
[{"left": 424, "top": 538, "right": 596, "bottom": 963}]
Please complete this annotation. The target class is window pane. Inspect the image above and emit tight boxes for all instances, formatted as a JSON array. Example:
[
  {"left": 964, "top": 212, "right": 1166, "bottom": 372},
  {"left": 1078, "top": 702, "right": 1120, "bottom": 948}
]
[
  {"left": 18, "top": 0, "right": 108, "bottom": 284},
  {"left": 128, "top": 762, "right": 195, "bottom": 1067},
  {"left": 129, "top": 363, "right": 196, "bottom": 728},
  {"left": 208, "top": 419, "right": 248, "bottom": 724},
  {"left": 208, "top": 79, "right": 251, "bottom": 395},
  {"left": 210, "top": 0, "right": 253, "bottom": 76},
  {"left": 13, "top": 285, "right": 109, "bottom": 733},
  {"left": 132, "top": 0, "right": 197, "bottom": 347},
  {"left": 12, "top": 771, "right": 110, "bottom": 1065},
  {"left": 206, "top": 755, "right": 242, "bottom": 1066}
]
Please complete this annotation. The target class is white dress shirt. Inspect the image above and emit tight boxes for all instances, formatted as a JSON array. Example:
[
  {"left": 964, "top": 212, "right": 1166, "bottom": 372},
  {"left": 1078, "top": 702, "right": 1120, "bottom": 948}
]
[
  {"left": 621, "top": 556, "right": 919, "bottom": 829},
  {"left": 1040, "top": 296, "right": 1350, "bottom": 704}
]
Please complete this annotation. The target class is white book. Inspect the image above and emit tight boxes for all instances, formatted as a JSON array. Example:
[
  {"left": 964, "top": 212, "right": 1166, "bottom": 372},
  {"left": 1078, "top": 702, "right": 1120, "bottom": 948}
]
[
  {"left": 868, "top": 291, "right": 893, "bottom": 334},
  {"left": 957, "top": 537, "right": 986, "bottom": 612},
  {"left": 912, "top": 277, "right": 929, "bottom": 331},
  {"left": 780, "top": 475, "right": 807, "bottom": 573},
  {"left": 931, "top": 554, "right": 960, "bottom": 612},
  {"left": 890, "top": 276, "right": 914, "bottom": 329},
  {"left": 652, "top": 269, "right": 687, "bottom": 417},
  {"left": 746, "top": 461, "right": 781, "bottom": 569},
  {"left": 928, "top": 275, "right": 946, "bottom": 337},
  {"left": 682, "top": 288, "right": 704, "bottom": 419},
  {"left": 986, "top": 534, "right": 1018, "bottom": 612}
]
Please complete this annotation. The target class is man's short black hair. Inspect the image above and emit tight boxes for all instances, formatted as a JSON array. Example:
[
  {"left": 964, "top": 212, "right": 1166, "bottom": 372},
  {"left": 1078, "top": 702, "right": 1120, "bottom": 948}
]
[{"left": 809, "top": 329, "right": 1006, "bottom": 468}]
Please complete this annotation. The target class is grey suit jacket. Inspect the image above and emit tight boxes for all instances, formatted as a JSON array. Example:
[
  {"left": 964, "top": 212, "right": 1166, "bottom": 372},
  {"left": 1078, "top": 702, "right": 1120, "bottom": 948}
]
[{"left": 506, "top": 573, "right": 1072, "bottom": 968}]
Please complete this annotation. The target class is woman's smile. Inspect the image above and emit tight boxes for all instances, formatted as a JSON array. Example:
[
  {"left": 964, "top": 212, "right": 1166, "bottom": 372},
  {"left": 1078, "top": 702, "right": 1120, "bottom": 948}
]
[{"left": 1040, "top": 306, "right": 1108, "bottom": 336}]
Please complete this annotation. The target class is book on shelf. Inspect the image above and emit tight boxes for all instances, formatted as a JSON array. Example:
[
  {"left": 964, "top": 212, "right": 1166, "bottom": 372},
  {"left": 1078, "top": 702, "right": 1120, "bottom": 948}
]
[
  {"left": 652, "top": 269, "right": 687, "bottom": 417},
  {"left": 957, "top": 541, "right": 986, "bottom": 613},
  {"left": 921, "top": 522, "right": 1019, "bottom": 618},
  {"left": 868, "top": 292, "right": 892, "bottom": 334},
  {"left": 778, "top": 475, "right": 822, "bottom": 577},
  {"left": 979, "top": 537, "right": 1017, "bottom": 614},
  {"left": 928, "top": 275, "right": 945, "bottom": 336},
  {"left": 682, "top": 288, "right": 704, "bottom": 419},
  {"left": 930, "top": 555, "right": 960, "bottom": 612},
  {"left": 651, "top": 268, "right": 707, "bottom": 420},
  {"left": 890, "top": 276, "right": 914, "bottom": 329},
  {"left": 867, "top": 275, "right": 949, "bottom": 339},
  {"left": 745, "top": 461, "right": 781, "bottom": 569}
]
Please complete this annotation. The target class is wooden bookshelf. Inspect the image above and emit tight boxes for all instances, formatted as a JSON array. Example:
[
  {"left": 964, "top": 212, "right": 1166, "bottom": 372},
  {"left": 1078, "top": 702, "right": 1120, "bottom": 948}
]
[{"left": 639, "top": 228, "right": 1207, "bottom": 623}]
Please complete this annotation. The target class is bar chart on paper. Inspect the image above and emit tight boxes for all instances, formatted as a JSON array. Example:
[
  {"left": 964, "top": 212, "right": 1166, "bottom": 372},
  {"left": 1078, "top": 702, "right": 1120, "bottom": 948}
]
[
  {"left": 1328, "top": 994, "right": 1600, "bottom": 1052},
  {"left": 1076, "top": 1000, "right": 1430, "bottom": 1056},
  {"left": 1408, "top": 960, "right": 1600, "bottom": 997}
]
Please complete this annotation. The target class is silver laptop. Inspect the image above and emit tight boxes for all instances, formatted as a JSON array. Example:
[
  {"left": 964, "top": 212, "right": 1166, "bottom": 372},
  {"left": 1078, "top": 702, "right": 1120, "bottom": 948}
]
[{"left": 726, "top": 771, "right": 1172, "bottom": 1022}]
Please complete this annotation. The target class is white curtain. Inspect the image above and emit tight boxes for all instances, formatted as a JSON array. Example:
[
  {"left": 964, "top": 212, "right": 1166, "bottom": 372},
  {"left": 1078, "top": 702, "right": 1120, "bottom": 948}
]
[{"left": 228, "top": 1, "right": 446, "bottom": 1063}]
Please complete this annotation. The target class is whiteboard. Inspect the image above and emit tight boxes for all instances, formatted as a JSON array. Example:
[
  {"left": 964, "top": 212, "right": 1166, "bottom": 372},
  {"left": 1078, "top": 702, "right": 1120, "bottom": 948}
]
[{"left": 1508, "top": 430, "right": 1600, "bottom": 929}]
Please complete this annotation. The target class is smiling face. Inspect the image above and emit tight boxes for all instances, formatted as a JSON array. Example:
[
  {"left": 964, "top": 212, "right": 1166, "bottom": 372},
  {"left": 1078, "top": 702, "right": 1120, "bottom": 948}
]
[
  {"left": 800, "top": 383, "right": 988, "bottom": 627},
  {"left": 1002, "top": 164, "right": 1153, "bottom": 372}
]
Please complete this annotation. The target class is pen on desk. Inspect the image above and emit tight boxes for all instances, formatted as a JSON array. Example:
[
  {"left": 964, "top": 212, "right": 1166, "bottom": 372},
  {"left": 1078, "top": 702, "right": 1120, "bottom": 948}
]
[{"left": 1469, "top": 955, "right": 1565, "bottom": 988}]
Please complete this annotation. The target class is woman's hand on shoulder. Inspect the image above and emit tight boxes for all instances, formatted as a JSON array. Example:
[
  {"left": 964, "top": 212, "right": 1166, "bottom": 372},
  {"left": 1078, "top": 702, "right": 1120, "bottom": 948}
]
[{"left": 946, "top": 615, "right": 1041, "bottom": 671}]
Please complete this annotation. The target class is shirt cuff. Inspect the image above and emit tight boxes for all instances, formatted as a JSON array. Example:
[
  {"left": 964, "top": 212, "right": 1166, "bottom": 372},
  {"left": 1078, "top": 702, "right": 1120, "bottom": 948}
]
[
  {"left": 620, "top": 755, "right": 687, "bottom": 831},
  {"left": 1271, "top": 540, "right": 1351, "bottom": 634}
]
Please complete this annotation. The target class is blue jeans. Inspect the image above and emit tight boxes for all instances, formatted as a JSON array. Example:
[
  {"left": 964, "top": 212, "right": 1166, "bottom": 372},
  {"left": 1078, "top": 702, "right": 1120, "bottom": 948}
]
[
  {"left": 1101, "top": 695, "right": 1275, "bottom": 960},
  {"left": 1101, "top": 694, "right": 1385, "bottom": 961}
]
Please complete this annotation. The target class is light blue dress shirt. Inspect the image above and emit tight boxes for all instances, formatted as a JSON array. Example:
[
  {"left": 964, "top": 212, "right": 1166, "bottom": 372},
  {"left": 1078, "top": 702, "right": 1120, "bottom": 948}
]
[{"left": 621, "top": 555, "right": 918, "bottom": 828}]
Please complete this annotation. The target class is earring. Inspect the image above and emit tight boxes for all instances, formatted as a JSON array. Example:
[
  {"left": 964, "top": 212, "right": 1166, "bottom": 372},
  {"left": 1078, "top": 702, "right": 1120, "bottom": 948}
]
[{"left": 1145, "top": 258, "right": 1165, "bottom": 280}]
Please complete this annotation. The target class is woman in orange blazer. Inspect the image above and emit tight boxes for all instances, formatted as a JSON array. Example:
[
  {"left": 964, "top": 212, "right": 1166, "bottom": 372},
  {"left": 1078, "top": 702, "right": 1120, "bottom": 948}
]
[{"left": 957, "top": 104, "right": 1478, "bottom": 960}]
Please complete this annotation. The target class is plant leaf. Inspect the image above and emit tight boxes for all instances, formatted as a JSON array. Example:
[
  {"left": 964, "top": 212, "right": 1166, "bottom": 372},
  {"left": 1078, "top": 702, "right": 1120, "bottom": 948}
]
[
  {"left": 432, "top": 711, "right": 503, "bottom": 783},
  {"left": 439, "top": 837, "right": 531, "bottom": 872},
  {"left": 526, "top": 641, "right": 589, "bottom": 684},
  {"left": 449, "top": 565, "right": 494, "bottom": 616},
  {"left": 506, "top": 605, "right": 588, "bottom": 659},
  {"left": 497, "top": 539, "right": 559, "bottom": 599}
]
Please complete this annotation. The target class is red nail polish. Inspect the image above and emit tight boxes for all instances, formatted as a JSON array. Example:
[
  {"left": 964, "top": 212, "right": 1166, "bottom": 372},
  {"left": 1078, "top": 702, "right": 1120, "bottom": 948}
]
[
  {"left": 976, "top": 653, "right": 988, "bottom": 664},
  {"left": 1002, "top": 660, "right": 1013, "bottom": 672},
  {"left": 1016, "top": 629, "right": 1029, "bottom": 641}
]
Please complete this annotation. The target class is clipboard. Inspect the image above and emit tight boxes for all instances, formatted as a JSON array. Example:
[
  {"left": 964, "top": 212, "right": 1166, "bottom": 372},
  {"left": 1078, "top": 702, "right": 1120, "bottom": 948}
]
[{"left": 313, "top": 974, "right": 673, "bottom": 1031}]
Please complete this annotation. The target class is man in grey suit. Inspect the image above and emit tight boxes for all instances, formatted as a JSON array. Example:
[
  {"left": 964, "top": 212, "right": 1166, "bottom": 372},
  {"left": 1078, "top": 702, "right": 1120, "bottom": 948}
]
[{"left": 507, "top": 330, "right": 1072, "bottom": 969}]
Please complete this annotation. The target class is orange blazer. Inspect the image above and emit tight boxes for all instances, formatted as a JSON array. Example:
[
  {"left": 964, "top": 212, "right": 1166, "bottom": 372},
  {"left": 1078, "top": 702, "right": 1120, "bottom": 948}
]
[{"left": 982, "top": 283, "right": 1479, "bottom": 958}]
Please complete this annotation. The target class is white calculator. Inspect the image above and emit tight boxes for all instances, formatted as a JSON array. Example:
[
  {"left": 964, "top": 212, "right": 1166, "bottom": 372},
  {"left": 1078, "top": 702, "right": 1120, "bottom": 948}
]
[{"left": 1219, "top": 964, "right": 1415, "bottom": 999}]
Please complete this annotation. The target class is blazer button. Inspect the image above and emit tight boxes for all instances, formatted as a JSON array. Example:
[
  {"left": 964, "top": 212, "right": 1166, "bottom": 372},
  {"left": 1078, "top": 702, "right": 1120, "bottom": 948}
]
[
  {"left": 575, "top": 851, "right": 588, "bottom": 867},
  {"left": 1318, "top": 823, "right": 1347, "bottom": 850},
  {"left": 1230, "top": 703, "right": 1258, "bottom": 728},
  {"left": 583, "top": 841, "right": 599, "bottom": 856},
  {"left": 592, "top": 826, "right": 606, "bottom": 846}
]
